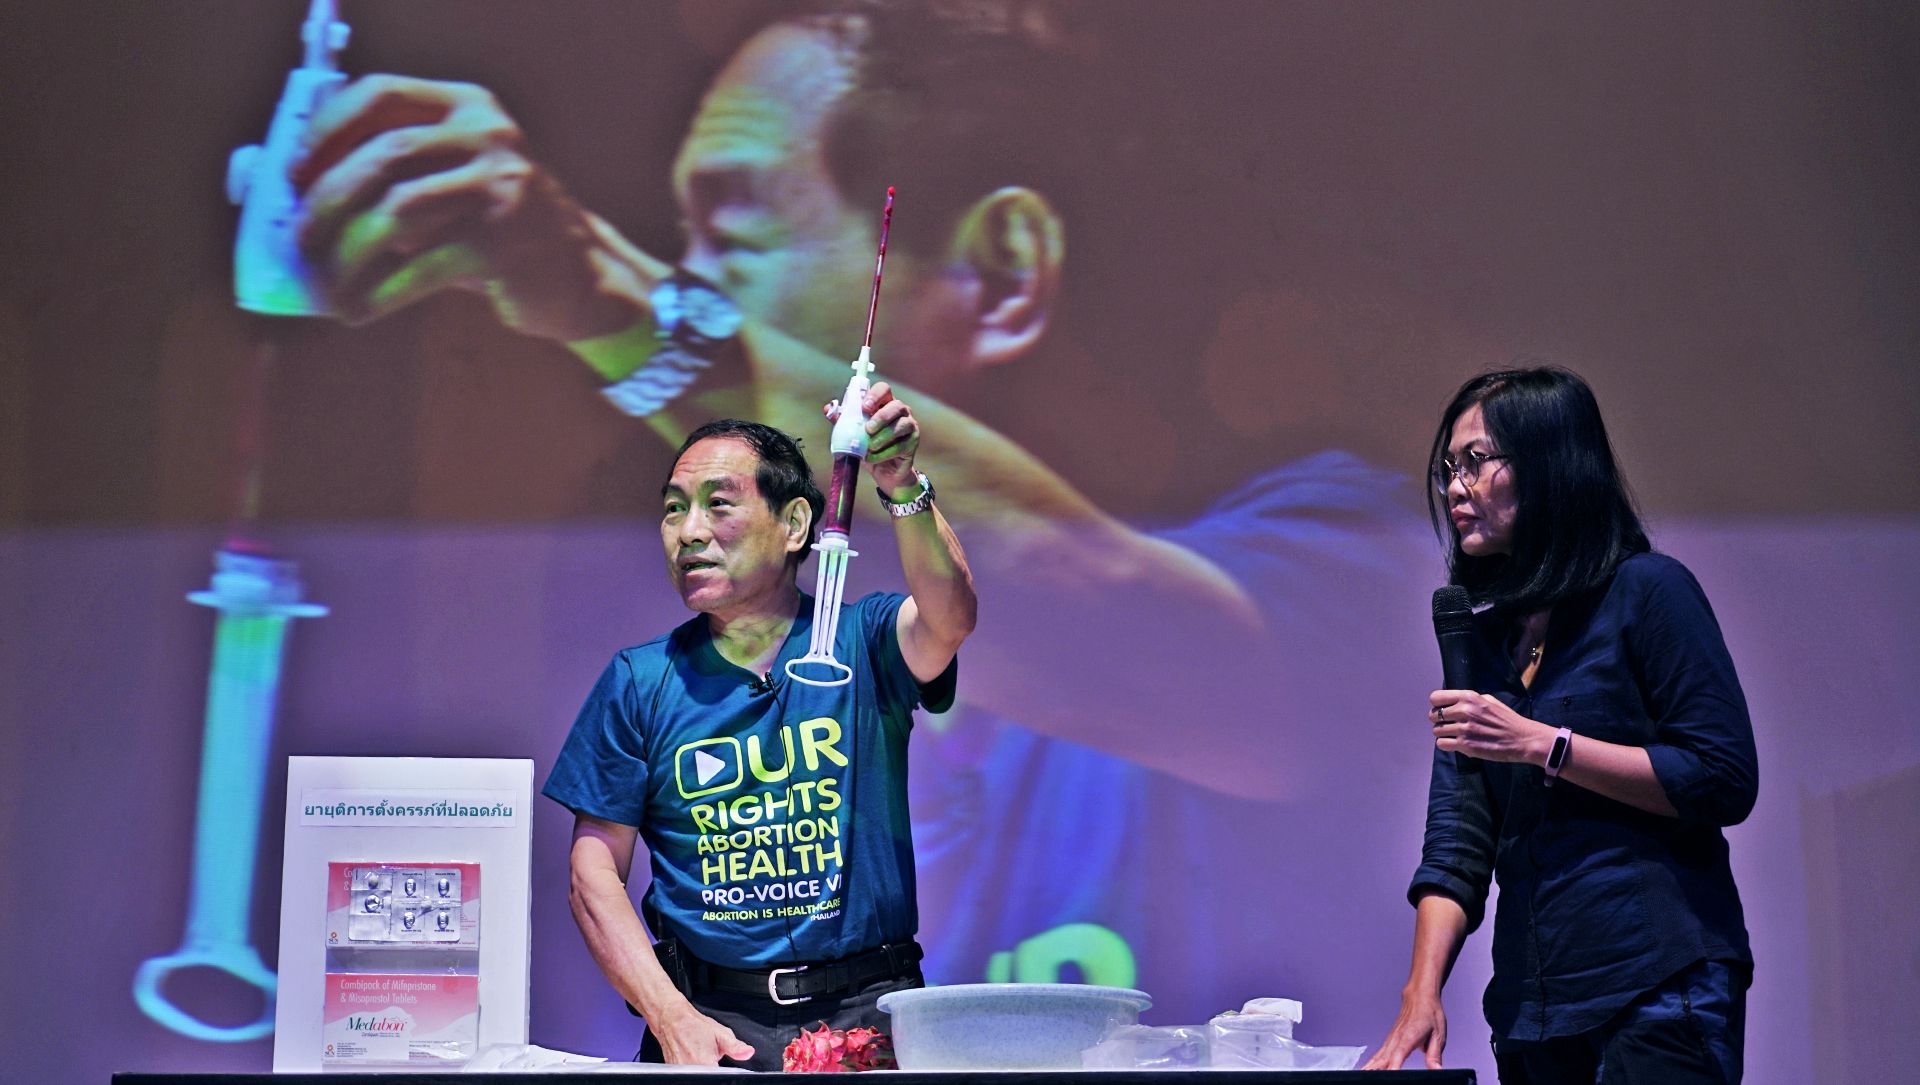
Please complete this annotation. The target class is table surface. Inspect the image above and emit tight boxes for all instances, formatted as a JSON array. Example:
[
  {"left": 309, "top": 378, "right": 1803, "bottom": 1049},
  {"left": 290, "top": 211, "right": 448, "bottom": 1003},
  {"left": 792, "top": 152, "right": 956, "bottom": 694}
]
[{"left": 113, "top": 1072, "right": 1474, "bottom": 1084}]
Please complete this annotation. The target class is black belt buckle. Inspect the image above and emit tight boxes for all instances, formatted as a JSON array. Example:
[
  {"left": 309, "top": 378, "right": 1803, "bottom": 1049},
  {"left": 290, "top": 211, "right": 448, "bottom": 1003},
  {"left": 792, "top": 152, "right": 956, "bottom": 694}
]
[{"left": 768, "top": 964, "right": 811, "bottom": 1005}]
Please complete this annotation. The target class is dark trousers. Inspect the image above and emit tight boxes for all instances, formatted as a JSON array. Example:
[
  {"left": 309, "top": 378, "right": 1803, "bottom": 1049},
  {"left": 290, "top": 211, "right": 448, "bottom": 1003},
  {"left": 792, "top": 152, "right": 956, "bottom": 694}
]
[
  {"left": 638, "top": 963, "right": 923, "bottom": 1072},
  {"left": 1494, "top": 958, "right": 1749, "bottom": 1085}
]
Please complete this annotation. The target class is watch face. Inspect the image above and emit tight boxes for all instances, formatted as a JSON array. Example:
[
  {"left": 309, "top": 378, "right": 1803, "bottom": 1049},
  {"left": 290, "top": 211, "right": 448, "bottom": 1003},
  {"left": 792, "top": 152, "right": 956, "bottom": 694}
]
[
  {"left": 651, "top": 274, "right": 743, "bottom": 347},
  {"left": 680, "top": 283, "right": 743, "bottom": 340},
  {"left": 651, "top": 280, "right": 685, "bottom": 334}
]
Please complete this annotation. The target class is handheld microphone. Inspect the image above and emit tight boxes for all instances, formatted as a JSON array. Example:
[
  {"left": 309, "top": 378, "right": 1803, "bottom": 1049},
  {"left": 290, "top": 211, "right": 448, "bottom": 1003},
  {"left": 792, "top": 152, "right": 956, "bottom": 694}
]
[{"left": 1431, "top": 586, "right": 1480, "bottom": 774}]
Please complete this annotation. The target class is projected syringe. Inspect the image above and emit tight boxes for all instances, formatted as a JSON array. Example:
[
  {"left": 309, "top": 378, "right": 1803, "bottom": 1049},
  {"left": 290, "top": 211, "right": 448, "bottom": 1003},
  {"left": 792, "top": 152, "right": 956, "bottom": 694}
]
[
  {"left": 133, "top": 549, "right": 326, "bottom": 1041},
  {"left": 133, "top": 0, "right": 348, "bottom": 1042}
]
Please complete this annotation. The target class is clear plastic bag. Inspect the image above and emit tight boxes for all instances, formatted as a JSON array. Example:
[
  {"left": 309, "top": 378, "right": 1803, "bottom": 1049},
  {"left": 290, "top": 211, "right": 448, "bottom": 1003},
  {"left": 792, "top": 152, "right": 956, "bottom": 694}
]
[
  {"left": 1209, "top": 998, "right": 1363, "bottom": 1071},
  {"left": 1081, "top": 1025, "right": 1211, "bottom": 1069},
  {"left": 1082, "top": 997, "right": 1364, "bottom": 1071}
]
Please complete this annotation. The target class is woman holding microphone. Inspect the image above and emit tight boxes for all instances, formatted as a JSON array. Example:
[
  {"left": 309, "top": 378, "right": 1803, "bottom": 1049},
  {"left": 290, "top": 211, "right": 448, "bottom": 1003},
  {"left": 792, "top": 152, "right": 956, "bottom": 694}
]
[{"left": 1365, "top": 367, "right": 1756, "bottom": 1083}]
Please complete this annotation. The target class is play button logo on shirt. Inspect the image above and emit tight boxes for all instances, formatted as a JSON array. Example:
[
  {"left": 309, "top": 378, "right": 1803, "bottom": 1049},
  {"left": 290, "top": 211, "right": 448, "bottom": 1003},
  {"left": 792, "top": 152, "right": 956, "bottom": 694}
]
[{"left": 675, "top": 737, "right": 744, "bottom": 799}]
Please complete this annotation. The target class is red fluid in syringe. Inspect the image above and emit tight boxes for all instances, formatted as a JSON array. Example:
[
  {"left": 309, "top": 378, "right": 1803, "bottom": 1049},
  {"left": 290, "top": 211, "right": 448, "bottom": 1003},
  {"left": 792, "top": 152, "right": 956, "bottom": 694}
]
[{"left": 823, "top": 452, "right": 862, "bottom": 536}]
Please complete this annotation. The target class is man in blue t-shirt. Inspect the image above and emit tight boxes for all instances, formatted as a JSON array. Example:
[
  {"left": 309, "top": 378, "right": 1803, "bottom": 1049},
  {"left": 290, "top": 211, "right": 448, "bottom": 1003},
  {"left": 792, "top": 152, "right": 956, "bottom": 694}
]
[{"left": 543, "top": 401, "right": 975, "bottom": 1069}]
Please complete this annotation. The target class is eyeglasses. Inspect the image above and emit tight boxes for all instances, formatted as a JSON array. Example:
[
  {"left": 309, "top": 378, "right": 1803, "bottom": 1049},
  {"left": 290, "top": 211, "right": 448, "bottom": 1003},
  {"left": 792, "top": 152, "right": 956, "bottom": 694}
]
[{"left": 1432, "top": 448, "right": 1510, "bottom": 493}]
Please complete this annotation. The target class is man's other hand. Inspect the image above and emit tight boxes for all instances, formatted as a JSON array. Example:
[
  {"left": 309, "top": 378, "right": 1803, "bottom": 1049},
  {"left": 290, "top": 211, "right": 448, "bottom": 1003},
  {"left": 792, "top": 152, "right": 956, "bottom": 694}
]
[{"left": 649, "top": 1005, "right": 756, "bottom": 1066}]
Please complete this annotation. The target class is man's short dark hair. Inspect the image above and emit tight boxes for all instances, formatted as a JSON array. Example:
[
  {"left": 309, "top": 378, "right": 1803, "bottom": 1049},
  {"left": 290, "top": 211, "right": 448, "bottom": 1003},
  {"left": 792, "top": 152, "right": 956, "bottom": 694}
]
[
  {"left": 781, "top": 0, "right": 1102, "bottom": 252},
  {"left": 670, "top": 419, "right": 827, "bottom": 565}
]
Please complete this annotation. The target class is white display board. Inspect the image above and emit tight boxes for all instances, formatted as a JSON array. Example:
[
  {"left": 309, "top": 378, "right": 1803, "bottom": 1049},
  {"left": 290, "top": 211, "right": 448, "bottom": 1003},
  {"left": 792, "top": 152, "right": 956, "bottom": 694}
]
[{"left": 272, "top": 756, "right": 534, "bottom": 1071}]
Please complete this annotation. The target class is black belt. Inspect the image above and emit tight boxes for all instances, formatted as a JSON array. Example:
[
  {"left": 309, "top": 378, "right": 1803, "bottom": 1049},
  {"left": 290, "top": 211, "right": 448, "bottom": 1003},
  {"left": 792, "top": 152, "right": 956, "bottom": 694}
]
[{"left": 671, "top": 940, "right": 924, "bottom": 1006}]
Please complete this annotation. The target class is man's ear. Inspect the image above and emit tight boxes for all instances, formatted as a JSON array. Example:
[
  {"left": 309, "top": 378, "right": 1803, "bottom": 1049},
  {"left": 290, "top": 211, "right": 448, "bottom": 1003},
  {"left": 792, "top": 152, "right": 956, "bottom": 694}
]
[
  {"left": 782, "top": 497, "right": 814, "bottom": 554},
  {"left": 947, "top": 187, "right": 1064, "bottom": 369}
]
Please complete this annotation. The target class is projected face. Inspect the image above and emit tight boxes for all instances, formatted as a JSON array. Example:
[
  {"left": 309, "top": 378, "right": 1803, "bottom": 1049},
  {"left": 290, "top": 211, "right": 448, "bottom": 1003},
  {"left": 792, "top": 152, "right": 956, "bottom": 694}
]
[
  {"left": 1443, "top": 403, "right": 1517, "bottom": 557},
  {"left": 672, "top": 24, "right": 938, "bottom": 375},
  {"left": 662, "top": 437, "right": 802, "bottom": 618}
]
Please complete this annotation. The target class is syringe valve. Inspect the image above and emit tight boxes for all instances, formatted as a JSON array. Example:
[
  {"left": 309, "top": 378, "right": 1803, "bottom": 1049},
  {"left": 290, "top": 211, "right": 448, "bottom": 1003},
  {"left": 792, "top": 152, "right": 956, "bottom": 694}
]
[{"left": 301, "top": 0, "right": 349, "bottom": 68}]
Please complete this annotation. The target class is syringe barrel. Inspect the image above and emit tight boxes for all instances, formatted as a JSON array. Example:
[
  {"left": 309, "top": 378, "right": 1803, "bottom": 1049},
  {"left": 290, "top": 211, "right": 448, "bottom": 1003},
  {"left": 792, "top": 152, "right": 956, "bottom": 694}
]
[
  {"left": 230, "top": 66, "right": 346, "bottom": 315},
  {"left": 822, "top": 452, "right": 863, "bottom": 537}
]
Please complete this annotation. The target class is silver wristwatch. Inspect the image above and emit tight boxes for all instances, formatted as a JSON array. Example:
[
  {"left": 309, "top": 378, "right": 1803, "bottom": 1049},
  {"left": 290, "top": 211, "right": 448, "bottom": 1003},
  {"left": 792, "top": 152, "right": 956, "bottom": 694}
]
[
  {"left": 599, "top": 270, "right": 742, "bottom": 418},
  {"left": 877, "top": 471, "right": 935, "bottom": 518}
]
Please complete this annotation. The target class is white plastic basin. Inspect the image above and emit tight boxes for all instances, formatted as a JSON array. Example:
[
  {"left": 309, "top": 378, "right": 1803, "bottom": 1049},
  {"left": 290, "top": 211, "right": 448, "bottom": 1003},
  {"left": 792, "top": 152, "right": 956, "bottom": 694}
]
[{"left": 877, "top": 983, "right": 1153, "bottom": 1070}]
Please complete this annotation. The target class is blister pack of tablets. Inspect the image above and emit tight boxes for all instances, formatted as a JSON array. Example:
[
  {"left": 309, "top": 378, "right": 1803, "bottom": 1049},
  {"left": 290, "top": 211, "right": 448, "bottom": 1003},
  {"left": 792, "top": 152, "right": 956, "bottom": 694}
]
[{"left": 345, "top": 865, "right": 465, "bottom": 943}]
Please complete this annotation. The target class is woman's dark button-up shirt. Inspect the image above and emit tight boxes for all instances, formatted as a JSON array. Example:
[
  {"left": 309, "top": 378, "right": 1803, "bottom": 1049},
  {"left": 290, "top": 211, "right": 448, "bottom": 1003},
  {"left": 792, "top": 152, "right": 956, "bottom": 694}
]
[{"left": 1409, "top": 551, "right": 1757, "bottom": 1042}]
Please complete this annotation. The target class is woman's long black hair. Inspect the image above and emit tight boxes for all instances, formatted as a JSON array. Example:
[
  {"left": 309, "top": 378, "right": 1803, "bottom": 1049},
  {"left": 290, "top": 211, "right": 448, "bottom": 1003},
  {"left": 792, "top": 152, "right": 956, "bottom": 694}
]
[{"left": 1427, "top": 366, "right": 1650, "bottom": 613}]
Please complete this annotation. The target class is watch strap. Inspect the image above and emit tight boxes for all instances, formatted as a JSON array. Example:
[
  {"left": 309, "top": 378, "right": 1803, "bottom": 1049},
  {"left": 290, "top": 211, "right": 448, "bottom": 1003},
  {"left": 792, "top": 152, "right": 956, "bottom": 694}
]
[
  {"left": 599, "top": 268, "right": 738, "bottom": 418},
  {"left": 877, "top": 471, "right": 934, "bottom": 518},
  {"left": 600, "top": 343, "right": 712, "bottom": 418}
]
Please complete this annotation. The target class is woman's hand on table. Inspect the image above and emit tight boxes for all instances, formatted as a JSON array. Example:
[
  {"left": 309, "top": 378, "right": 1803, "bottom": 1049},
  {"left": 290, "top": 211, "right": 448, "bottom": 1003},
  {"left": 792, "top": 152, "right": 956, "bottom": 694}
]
[{"left": 1361, "top": 988, "right": 1448, "bottom": 1071}]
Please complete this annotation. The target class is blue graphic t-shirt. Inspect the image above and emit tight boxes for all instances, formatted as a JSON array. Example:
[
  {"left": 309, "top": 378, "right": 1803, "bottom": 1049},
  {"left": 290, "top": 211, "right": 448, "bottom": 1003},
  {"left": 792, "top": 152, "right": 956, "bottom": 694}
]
[{"left": 544, "top": 591, "right": 956, "bottom": 969}]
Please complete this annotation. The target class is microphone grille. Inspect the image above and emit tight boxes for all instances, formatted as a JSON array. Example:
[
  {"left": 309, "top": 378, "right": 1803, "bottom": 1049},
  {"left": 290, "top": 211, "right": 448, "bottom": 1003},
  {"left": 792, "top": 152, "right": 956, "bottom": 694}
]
[{"left": 1432, "top": 585, "right": 1475, "bottom": 634}]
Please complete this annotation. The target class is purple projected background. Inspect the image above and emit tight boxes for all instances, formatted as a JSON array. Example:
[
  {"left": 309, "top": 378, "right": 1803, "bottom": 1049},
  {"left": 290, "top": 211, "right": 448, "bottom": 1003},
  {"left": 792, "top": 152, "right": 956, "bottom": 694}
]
[{"left": 2, "top": 3, "right": 1916, "bottom": 1084}]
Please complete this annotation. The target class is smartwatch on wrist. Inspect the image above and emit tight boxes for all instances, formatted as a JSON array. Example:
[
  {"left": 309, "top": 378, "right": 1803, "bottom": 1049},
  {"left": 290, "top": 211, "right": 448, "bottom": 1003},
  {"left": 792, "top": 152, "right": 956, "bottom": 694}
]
[
  {"left": 877, "top": 471, "right": 935, "bottom": 518},
  {"left": 600, "top": 269, "right": 742, "bottom": 418},
  {"left": 1543, "top": 726, "right": 1573, "bottom": 787}
]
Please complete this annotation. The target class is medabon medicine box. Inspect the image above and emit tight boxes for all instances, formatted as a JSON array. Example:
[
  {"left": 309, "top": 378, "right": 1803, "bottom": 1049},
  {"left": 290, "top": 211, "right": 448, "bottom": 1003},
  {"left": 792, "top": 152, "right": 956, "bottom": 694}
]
[{"left": 321, "top": 861, "right": 480, "bottom": 1064}]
